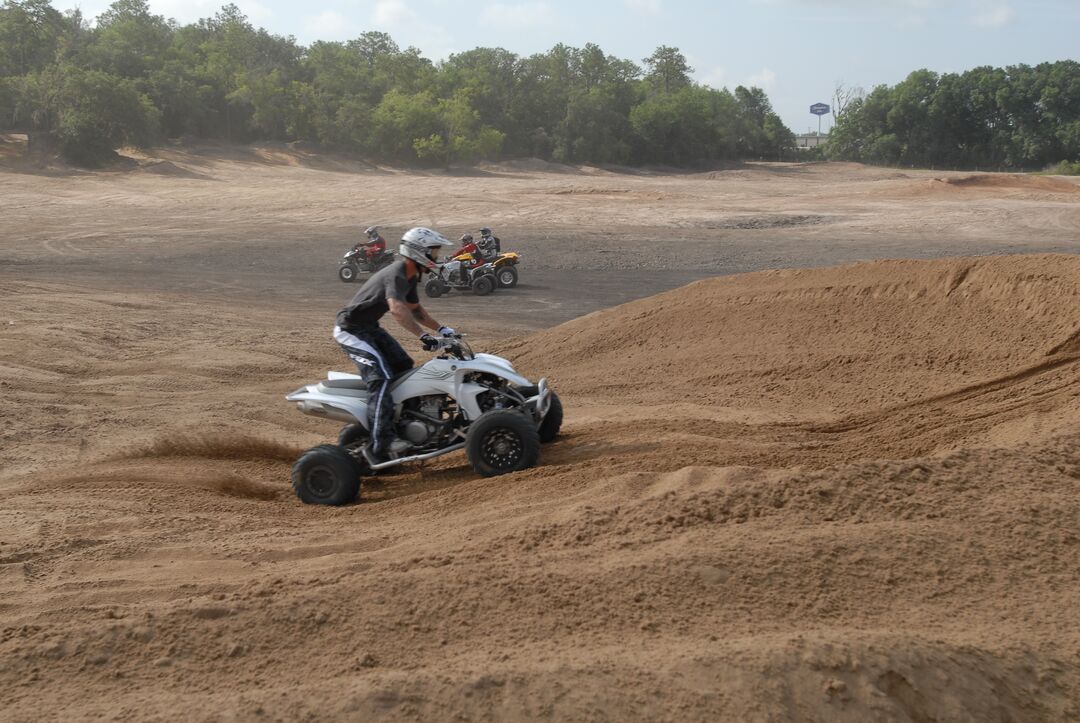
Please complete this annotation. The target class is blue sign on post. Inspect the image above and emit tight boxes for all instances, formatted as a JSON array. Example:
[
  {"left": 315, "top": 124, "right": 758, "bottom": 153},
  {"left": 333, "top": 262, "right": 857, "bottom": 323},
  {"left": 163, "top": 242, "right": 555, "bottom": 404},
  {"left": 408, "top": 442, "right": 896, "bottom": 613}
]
[{"left": 810, "top": 102, "right": 831, "bottom": 136}]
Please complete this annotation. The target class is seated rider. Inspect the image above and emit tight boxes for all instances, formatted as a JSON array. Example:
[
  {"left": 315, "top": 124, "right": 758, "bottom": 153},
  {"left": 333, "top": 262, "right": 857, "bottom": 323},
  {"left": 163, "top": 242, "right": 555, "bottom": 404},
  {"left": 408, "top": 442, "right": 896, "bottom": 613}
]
[
  {"left": 479, "top": 227, "right": 501, "bottom": 257},
  {"left": 353, "top": 225, "right": 387, "bottom": 270},
  {"left": 333, "top": 227, "right": 457, "bottom": 463},
  {"left": 450, "top": 233, "right": 487, "bottom": 282}
]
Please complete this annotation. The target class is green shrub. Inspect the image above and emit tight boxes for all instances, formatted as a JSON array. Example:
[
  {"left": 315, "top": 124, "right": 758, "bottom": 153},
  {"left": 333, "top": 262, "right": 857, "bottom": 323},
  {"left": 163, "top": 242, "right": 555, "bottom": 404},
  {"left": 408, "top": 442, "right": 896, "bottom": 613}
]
[
  {"left": 56, "top": 68, "right": 160, "bottom": 166},
  {"left": 1045, "top": 160, "right": 1080, "bottom": 175}
]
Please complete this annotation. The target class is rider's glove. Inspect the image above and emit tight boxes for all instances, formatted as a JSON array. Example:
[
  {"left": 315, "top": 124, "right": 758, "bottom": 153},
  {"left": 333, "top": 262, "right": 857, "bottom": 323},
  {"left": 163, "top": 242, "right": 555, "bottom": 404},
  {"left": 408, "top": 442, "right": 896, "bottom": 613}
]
[
  {"left": 438, "top": 326, "right": 456, "bottom": 337},
  {"left": 420, "top": 333, "right": 440, "bottom": 351}
]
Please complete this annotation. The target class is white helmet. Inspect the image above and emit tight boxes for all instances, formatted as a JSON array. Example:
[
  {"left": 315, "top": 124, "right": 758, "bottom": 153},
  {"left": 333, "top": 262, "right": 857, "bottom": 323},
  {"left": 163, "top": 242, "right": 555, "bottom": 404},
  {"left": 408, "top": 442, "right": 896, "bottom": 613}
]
[{"left": 399, "top": 227, "right": 453, "bottom": 271}]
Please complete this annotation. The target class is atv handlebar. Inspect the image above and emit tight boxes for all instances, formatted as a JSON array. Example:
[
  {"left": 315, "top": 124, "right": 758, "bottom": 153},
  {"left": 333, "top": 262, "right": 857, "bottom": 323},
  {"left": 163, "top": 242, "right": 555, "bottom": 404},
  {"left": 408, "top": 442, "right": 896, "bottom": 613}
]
[{"left": 436, "top": 334, "right": 474, "bottom": 361}]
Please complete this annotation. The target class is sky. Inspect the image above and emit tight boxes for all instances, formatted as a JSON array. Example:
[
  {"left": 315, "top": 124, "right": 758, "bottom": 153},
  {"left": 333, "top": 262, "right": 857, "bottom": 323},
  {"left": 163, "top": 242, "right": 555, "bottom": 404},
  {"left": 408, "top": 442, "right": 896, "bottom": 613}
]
[{"left": 69, "top": 0, "right": 1080, "bottom": 134}]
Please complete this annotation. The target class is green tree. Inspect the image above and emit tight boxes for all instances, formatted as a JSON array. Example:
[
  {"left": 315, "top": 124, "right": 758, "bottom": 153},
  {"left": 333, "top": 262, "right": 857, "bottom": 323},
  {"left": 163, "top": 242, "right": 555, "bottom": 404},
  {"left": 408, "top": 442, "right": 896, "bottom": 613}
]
[
  {"left": 0, "top": 0, "right": 68, "bottom": 76},
  {"left": 413, "top": 91, "right": 504, "bottom": 166},
  {"left": 370, "top": 89, "right": 439, "bottom": 159},
  {"left": 642, "top": 45, "right": 691, "bottom": 94},
  {"left": 827, "top": 61, "right": 1080, "bottom": 169},
  {"left": 88, "top": 0, "right": 173, "bottom": 80},
  {"left": 631, "top": 86, "right": 725, "bottom": 165},
  {"left": 52, "top": 65, "right": 160, "bottom": 164},
  {"left": 556, "top": 85, "right": 632, "bottom": 164},
  {"left": 438, "top": 46, "right": 519, "bottom": 130},
  {"left": 11, "top": 62, "right": 67, "bottom": 147}
]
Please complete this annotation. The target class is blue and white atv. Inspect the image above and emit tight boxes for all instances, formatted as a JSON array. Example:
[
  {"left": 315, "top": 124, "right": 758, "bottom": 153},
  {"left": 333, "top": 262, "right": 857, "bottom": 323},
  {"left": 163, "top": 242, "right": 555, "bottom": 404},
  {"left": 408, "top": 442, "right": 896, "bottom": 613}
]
[{"left": 285, "top": 336, "right": 562, "bottom": 505}]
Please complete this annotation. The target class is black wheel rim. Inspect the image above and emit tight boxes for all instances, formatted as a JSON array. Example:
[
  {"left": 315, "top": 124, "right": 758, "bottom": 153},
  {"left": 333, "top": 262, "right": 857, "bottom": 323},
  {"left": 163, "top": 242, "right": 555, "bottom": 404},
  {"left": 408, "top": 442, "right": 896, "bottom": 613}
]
[
  {"left": 480, "top": 427, "right": 523, "bottom": 469},
  {"left": 306, "top": 464, "right": 337, "bottom": 498}
]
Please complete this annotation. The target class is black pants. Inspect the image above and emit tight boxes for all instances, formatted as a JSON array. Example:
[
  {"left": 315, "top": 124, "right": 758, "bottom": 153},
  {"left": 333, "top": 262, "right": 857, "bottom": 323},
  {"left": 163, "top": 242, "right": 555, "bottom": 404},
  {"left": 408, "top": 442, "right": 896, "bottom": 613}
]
[{"left": 333, "top": 325, "right": 414, "bottom": 455}]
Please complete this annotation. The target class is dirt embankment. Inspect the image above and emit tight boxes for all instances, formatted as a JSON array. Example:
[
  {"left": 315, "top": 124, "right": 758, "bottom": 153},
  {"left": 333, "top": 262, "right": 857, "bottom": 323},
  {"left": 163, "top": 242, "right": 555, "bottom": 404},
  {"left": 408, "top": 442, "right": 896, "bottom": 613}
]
[{"left": 2, "top": 250, "right": 1080, "bottom": 720}]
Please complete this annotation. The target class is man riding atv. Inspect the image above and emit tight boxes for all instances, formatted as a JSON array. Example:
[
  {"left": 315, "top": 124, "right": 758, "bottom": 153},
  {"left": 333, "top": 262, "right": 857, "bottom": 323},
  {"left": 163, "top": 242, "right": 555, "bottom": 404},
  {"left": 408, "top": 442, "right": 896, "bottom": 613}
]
[
  {"left": 333, "top": 227, "right": 457, "bottom": 463},
  {"left": 479, "top": 227, "right": 501, "bottom": 255},
  {"left": 446, "top": 233, "right": 494, "bottom": 283},
  {"left": 339, "top": 226, "right": 394, "bottom": 282},
  {"left": 473, "top": 227, "right": 520, "bottom": 288}
]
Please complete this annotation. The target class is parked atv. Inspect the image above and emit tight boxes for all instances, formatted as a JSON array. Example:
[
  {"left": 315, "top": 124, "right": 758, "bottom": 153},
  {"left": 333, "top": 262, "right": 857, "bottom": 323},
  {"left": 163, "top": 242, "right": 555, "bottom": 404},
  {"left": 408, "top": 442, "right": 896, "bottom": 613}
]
[
  {"left": 338, "top": 247, "right": 395, "bottom": 282},
  {"left": 424, "top": 258, "right": 498, "bottom": 297},
  {"left": 285, "top": 335, "right": 563, "bottom": 505}
]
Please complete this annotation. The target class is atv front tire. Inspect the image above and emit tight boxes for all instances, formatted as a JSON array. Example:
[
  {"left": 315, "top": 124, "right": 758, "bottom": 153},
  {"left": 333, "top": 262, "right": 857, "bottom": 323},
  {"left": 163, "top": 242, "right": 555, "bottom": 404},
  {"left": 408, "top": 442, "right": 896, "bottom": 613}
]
[
  {"left": 338, "top": 423, "right": 368, "bottom": 447},
  {"left": 538, "top": 391, "right": 563, "bottom": 443},
  {"left": 518, "top": 386, "right": 563, "bottom": 443},
  {"left": 466, "top": 410, "right": 540, "bottom": 477},
  {"left": 425, "top": 279, "right": 444, "bottom": 298},
  {"left": 338, "top": 265, "right": 358, "bottom": 283},
  {"left": 471, "top": 275, "right": 495, "bottom": 296},
  {"left": 291, "top": 444, "right": 361, "bottom": 505}
]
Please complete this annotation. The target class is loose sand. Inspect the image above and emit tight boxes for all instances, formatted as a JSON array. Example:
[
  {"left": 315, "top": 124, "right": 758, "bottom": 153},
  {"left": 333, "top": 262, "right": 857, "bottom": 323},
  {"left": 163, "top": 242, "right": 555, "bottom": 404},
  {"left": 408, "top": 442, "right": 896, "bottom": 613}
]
[{"left": 1, "top": 141, "right": 1079, "bottom": 720}]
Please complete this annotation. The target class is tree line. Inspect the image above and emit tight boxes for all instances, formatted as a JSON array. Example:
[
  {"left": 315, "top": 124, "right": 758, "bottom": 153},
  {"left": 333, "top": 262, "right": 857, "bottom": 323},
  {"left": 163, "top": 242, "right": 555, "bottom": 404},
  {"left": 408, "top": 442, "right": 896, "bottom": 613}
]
[
  {"left": 827, "top": 63, "right": 1080, "bottom": 171},
  {"left": 0, "top": 0, "right": 795, "bottom": 166}
]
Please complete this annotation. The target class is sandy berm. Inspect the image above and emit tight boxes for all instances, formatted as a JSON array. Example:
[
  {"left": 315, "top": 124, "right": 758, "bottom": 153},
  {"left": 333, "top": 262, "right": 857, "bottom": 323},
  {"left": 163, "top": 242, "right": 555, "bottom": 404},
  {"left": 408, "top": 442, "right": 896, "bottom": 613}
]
[{"left": 1, "top": 145, "right": 1079, "bottom": 720}]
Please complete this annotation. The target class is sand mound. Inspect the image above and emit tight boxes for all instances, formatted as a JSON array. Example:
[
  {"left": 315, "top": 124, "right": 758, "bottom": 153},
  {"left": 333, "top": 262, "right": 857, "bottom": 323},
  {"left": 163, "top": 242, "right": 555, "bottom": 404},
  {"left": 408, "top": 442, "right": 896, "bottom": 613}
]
[
  {"left": 501, "top": 255, "right": 1080, "bottom": 468},
  {"left": 5, "top": 248, "right": 1080, "bottom": 718},
  {"left": 481, "top": 157, "right": 582, "bottom": 174},
  {"left": 136, "top": 159, "right": 211, "bottom": 180},
  {"left": 893, "top": 172, "right": 1080, "bottom": 198},
  {"left": 939, "top": 173, "right": 1080, "bottom": 193},
  {"left": 505, "top": 254, "right": 1080, "bottom": 411}
]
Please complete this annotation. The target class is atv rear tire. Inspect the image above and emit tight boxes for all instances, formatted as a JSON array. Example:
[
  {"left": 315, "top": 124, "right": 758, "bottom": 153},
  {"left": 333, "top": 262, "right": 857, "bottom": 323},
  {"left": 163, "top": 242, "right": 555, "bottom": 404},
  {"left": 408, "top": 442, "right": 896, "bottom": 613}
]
[
  {"left": 466, "top": 410, "right": 540, "bottom": 477},
  {"left": 291, "top": 444, "right": 361, "bottom": 505},
  {"left": 425, "top": 279, "right": 444, "bottom": 298},
  {"left": 496, "top": 266, "right": 519, "bottom": 288},
  {"left": 471, "top": 275, "right": 495, "bottom": 296},
  {"left": 339, "top": 265, "right": 358, "bottom": 283}
]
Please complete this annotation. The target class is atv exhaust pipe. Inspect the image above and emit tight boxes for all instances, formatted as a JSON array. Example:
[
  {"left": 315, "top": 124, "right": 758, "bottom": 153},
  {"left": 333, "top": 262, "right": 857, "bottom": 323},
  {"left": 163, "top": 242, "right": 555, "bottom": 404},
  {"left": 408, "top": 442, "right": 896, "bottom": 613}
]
[{"left": 294, "top": 400, "right": 356, "bottom": 424}]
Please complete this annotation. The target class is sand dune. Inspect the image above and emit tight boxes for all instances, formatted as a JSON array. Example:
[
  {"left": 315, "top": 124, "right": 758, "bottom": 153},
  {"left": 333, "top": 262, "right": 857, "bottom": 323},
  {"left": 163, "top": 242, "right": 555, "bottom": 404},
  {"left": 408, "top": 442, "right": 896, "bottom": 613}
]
[
  {"left": 3, "top": 251, "right": 1080, "bottom": 720},
  {"left": 2, "top": 149, "right": 1079, "bottom": 719}
]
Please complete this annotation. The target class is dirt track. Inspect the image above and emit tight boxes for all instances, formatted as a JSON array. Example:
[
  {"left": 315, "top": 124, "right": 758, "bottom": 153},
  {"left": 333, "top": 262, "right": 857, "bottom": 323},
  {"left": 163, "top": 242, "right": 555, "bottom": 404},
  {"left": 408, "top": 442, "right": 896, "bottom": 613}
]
[{"left": 2, "top": 143, "right": 1080, "bottom": 720}]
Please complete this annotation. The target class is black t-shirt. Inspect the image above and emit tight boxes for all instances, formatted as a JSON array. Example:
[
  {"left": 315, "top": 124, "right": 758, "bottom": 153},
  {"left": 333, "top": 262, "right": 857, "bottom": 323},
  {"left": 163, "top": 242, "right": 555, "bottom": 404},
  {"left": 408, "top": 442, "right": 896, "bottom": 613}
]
[{"left": 336, "top": 259, "right": 419, "bottom": 330}]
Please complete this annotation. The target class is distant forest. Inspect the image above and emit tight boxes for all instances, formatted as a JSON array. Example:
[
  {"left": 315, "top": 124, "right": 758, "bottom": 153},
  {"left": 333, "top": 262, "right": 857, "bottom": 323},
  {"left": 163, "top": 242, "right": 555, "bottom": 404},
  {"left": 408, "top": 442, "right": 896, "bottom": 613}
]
[
  {"left": 0, "top": 0, "right": 795, "bottom": 166},
  {"left": 2, "top": 0, "right": 1078, "bottom": 171},
  {"left": 829, "top": 63, "right": 1080, "bottom": 171}
]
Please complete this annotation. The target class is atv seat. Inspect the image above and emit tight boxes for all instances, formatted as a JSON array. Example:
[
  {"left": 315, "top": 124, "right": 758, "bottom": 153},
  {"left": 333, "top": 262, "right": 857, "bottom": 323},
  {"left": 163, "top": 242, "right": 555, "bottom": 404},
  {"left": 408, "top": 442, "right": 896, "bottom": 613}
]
[
  {"left": 319, "top": 367, "right": 423, "bottom": 396},
  {"left": 322, "top": 375, "right": 366, "bottom": 390}
]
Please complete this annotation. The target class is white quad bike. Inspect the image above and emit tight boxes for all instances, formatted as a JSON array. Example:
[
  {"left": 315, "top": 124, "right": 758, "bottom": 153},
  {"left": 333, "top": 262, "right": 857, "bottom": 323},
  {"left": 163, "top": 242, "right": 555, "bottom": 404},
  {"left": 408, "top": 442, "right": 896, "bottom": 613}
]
[{"left": 285, "top": 336, "right": 563, "bottom": 505}]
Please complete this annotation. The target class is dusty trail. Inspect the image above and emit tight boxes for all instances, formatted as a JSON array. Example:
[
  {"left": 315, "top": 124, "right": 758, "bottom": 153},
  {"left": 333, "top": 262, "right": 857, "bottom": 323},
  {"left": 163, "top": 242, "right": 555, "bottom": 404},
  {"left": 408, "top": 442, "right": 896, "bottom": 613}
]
[{"left": 2, "top": 147, "right": 1080, "bottom": 720}]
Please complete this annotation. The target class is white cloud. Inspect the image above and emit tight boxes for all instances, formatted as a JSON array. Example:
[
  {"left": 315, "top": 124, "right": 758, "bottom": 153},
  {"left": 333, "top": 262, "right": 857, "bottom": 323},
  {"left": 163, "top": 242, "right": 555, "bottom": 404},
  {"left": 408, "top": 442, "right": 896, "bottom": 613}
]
[
  {"left": 971, "top": 2, "right": 1014, "bottom": 27},
  {"left": 625, "top": 0, "right": 662, "bottom": 15},
  {"left": 699, "top": 66, "right": 727, "bottom": 89},
  {"left": 480, "top": 2, "right": 555, "bottom": 29},
  {"left": 91, "top": 0, "right": 272, "bottom": 26},
  {"left": 303, "top": 10, "right": 353, "bottom": 41},
  {"left": 373, "top": 0, "right": 417, "bottom": 27},
  {"left": 746, "top": 67, "right": 777, "bottom": 90}
]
